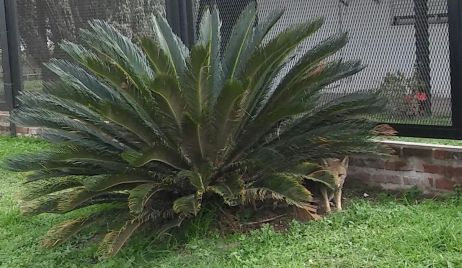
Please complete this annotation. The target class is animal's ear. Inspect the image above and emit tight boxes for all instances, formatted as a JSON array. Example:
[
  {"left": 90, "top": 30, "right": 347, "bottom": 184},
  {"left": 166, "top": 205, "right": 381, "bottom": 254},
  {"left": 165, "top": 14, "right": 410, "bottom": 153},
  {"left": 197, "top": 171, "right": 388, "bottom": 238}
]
[
  {"left": 321, "top": 158, "right": 329, "bottom": 167},
  {"left": 341, "top": 156, "right": 349, "bottom": 167}
]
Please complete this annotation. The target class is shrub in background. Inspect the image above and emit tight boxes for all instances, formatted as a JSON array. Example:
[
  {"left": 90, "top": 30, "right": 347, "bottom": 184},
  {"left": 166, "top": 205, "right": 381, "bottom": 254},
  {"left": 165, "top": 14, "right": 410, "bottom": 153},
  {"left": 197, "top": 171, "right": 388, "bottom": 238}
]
[{"left": 378, "top": 71, "right": 427, "bottom": 118}]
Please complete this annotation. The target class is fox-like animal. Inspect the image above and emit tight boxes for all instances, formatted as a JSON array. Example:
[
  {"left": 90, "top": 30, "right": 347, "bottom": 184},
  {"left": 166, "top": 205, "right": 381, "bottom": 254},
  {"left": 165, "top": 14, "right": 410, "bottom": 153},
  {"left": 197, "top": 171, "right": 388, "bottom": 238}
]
[{"left": 319, "top": 157, "right": 349, "bottom": 213}]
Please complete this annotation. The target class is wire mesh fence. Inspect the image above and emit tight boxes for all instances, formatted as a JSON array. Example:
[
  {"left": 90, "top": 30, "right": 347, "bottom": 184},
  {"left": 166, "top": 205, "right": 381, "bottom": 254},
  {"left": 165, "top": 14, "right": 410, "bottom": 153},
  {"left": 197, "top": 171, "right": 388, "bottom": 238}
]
[
  {"left": 13, "top": 0, "right": 166, "bottom": 90},
  {"left": 193, "top": 0, "right": 452, "bottom": 126},
  {"left": 0, "top": 0, "right": 457, "bottom": 130},
  {"left": 0, "top": 47, "right": 4, "bottom": 108}
]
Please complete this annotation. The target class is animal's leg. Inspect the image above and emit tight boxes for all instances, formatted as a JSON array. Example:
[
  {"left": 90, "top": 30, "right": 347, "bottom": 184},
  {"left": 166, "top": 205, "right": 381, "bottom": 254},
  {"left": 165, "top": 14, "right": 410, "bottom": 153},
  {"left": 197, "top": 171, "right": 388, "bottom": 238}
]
[
  {"left": 321, "top": 188, "right": 331, "bottom": 213},
  {"left": 334, "top": 188, "right": 342, "bottom": 211}
]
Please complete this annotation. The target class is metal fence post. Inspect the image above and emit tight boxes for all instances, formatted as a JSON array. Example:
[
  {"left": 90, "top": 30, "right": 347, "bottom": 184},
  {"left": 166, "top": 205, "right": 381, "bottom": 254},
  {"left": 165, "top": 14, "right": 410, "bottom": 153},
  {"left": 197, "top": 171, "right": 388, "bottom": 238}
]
[
  {"left": 448, "top": 0, "right": 462, "bottom": 138},
  {"left": 0, "top": 0, "right": 21, "bottom": 136},
  {"left": 166, "top": 0, "right": 195, "bottom": 48}
]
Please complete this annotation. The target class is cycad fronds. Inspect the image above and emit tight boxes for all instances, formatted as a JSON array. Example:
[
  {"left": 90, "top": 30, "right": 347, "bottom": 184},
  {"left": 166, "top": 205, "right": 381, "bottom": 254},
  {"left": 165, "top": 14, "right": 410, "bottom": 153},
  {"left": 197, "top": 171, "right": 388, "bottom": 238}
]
[{"left": 6, "top": 4, "right": 389, "bottom": 257}]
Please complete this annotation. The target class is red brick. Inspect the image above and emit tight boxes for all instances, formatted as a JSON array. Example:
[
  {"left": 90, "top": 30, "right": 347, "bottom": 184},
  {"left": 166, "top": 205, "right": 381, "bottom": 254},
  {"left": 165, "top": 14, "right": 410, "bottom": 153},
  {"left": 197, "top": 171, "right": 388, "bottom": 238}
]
[
  {"left": 402, "top": 147, "right": 432, "bottom": 158},
  {"left": 349, "top": 157, "right": 363, "bottom": 167},
  {"left": 350, "top": 158, "right": 385, "bottom": 169},
  {"left": 15, "top": 127, "right": 29, "bottom": 134},
  {"left": 349, "top": 171, "right": 373, "bottom": 181},
  {"left": 384, "top": 160, "right": 408, "bottom": 171},
  {"left": 427, "top": 178, "right": 434, "bottom": 187},
  {"left": 453, "top": 176, "right": 462, "bottom": 184},
  {"left": 402, "top": 177, "right": 413, "bottom": 185},
  {"left": 373, "top": 174, "right": 401, "bottom": 184},
  {"left": 433, "top": 149, "right": 451, "bottom": 160},
  {"left": 423, "top": 163, "right": 444, "bottom": 174},
  {"left": 434, "top": 178, "right": 455, "bottom": 191},
  {"left": 443, "top": 166, "right": 462, "bottom": 178},
  {"left": 451, "top": 152, "right": 462, "bottom": 161}
]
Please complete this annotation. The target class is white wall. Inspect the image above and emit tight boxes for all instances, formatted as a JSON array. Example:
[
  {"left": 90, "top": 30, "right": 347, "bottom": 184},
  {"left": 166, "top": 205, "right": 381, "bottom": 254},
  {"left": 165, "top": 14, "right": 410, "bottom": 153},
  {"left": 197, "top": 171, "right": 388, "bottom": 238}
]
[{"left": 257, "top": 0, "right": 451, "bottom": 98}]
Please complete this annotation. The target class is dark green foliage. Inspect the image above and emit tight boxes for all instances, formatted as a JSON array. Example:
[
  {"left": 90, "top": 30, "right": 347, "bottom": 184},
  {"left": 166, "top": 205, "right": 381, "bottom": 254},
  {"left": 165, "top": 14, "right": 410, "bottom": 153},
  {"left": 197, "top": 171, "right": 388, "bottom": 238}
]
[{"left": 5, "top": 4, "right": 388, "bottom": 257}]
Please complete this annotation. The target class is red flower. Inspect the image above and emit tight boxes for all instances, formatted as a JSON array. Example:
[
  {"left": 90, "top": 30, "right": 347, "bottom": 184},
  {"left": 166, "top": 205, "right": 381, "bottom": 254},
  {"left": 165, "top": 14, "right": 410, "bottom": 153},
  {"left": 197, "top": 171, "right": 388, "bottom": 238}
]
[{"left": 415, "top": 92, "right": 427, "bottom": 101}]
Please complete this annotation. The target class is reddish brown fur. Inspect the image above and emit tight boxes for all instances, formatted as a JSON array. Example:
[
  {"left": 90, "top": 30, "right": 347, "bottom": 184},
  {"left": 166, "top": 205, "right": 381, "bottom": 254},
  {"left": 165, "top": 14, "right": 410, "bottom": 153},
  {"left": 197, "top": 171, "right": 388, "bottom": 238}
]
[{"left": 320, "top": 157, "right": 349, "bottom": 213}]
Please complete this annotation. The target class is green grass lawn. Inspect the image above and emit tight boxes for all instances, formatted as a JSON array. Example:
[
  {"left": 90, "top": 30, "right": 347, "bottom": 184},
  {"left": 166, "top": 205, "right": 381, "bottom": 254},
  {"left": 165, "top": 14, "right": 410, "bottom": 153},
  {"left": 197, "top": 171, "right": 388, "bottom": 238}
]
[
  {"left": 376, "top": 116, "right": 452, "bottom": 127},
  {"left": 1, "top": 137, "right": 462, "bottom": 267}
]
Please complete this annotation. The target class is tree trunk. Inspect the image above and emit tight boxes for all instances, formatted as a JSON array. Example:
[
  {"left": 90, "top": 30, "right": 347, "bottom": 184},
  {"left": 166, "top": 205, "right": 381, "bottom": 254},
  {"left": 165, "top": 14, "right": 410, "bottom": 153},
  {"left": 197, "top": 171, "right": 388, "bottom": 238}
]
[{"left": 414, "top": 0, "right": 431, "bottom": 116}]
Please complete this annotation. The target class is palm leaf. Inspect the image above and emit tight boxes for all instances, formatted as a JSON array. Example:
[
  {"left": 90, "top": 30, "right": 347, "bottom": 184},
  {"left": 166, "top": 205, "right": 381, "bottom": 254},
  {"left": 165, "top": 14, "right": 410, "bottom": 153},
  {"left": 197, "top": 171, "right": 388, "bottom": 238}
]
[
  {"left": 81, "top": 175, "right": 156, "bottom": 192},
  {"left": 42, "top": 206, "right": 126, "bottom": 248},
  {"left": 151, "top": 14, "right": 188, "bottom": 77},
  {"left": 177, "top": 170, "right": 210, "bottom": 193},
  {"left": 121, "top": 145, "right": 188, "bottom": 170},
  {"left": 173, "top": 194, "right": 201, "bottom": 216},
  {"left": 98, "top": 219, "right": 144, "bottom": 258},
  {"left": 222, "top": 3, "right": 257, "bottom": 80},
  {"left": 139, "top": 36, "right": 175, "bottom": 75},
  {"left": 20, "top": 187, "right": 127, "bottom": 215},
  {"left": 80, "top": 20, "right": 153, "bottom": 88},
  {"left": 304, "top": 170, "right": 337, "bottom": 190},
  {"left": 128, "top": 183, "right": 165, "bottom": 215},
  {"left": 207, "top": 174, "right": 244, "bottom": 206},
  {"left": 245, "top": 173, "right": 313, "bottom": 207},
  {"left": 21, "top": 177, "right": 83, "bottom": 201},
  {"left": 224, "top": 19, "right": 325, "bottom": 163}
]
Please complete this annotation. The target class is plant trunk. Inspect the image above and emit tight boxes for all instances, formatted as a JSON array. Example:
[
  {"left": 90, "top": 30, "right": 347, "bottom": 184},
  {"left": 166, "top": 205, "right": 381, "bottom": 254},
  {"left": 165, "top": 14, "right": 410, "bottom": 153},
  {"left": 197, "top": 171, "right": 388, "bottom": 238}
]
[{"left": 414, "top": 0, "right": 431, "bottom": 116}]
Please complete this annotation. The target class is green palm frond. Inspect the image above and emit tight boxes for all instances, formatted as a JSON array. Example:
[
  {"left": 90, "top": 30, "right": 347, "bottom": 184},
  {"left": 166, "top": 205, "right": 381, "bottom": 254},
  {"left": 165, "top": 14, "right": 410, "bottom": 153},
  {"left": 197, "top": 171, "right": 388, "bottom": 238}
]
[
  {"left": 42, "top": 206, "right": 127, "bottom": 248},
  {"left": 21, "top": 177, "right": 83, "bottom": 201},
  {"left": 173, "top": 194, "right": 201, "bottom": 217},
  {"left": 121, "top": 144, "right": 188, "bottom": 170},
  {"left": 250, "top": 173, "right": 313, "bottom": 205},
  {"left": 6, "top": 3, "right": 391, "bottom": 257},
  {"left": 128, "top": 183, "right": 162, "bottom": 215},
  {"left": 80, "top": 20, "right": 154, "bottom": 88},
  {"left": 208, "top": 174, "right": 244, "bottom": 206},
  {"left": 98, "top": 219, "right": 144, "bottom": 258},
  {"left": 150, "top": 14, "right": 188, "bottom": 77},
  {"left": 20, "top": 187, "right": 127, "bottom": 216},
  {"left": 81, "top": 175, "right": 157, "bottom": 192},
  {"left": 222, "top": 3, "right": 257, "bottom": 80}
]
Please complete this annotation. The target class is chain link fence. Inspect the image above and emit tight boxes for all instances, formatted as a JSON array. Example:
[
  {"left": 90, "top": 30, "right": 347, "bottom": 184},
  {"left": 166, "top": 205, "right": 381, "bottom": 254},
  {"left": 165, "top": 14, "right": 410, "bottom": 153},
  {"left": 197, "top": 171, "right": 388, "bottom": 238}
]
[
  {"left": 0, "top": 0, "right": 457, "bottom": 131},
  {"left": 14, "top": 0, "right": 165, "bottom": 89},
  {"left": 194, "top": 0, "right": 452, "bottom": 126}
]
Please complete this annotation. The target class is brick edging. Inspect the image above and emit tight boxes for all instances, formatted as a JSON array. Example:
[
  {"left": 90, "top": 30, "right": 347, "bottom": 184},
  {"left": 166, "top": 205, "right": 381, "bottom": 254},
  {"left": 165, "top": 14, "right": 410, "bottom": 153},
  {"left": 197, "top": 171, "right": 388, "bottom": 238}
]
[
  {"left": 0, "top": 111, "right": 40, "bottom": 136},
  {"left": 349, "top": 141, "right": 462, "bottom": 193}
]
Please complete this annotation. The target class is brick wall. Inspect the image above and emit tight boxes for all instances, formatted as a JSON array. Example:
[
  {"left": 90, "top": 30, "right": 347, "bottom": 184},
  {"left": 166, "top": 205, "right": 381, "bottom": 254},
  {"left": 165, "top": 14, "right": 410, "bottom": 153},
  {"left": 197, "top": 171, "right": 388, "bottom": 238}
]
[
  {"left": 0, "top": 111, "right": 40, "bottom": 136},
  {"left": 349, "top": 141, "right": 462, "bottom": 193}
]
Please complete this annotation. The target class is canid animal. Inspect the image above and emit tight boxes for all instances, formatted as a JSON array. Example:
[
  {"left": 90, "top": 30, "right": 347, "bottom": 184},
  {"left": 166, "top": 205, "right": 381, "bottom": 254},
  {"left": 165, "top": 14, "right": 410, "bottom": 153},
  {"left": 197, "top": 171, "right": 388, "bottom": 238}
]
[{"left": 319, "top": 157, "right": 349, "bottom": 213}]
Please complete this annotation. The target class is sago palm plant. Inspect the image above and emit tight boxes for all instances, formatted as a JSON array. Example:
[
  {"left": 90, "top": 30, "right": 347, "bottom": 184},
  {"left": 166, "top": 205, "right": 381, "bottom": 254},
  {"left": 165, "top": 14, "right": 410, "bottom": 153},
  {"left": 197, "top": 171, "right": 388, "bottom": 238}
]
[{"left": 6, "top": 4, "right": 389, "bottom": 257}]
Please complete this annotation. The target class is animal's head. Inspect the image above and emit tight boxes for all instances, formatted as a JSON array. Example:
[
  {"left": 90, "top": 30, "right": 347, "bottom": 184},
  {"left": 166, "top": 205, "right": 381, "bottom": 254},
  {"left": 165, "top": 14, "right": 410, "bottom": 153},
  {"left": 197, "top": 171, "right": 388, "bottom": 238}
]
[{"left": 322, "top": 157, "right": 349, "bottom": 187}]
